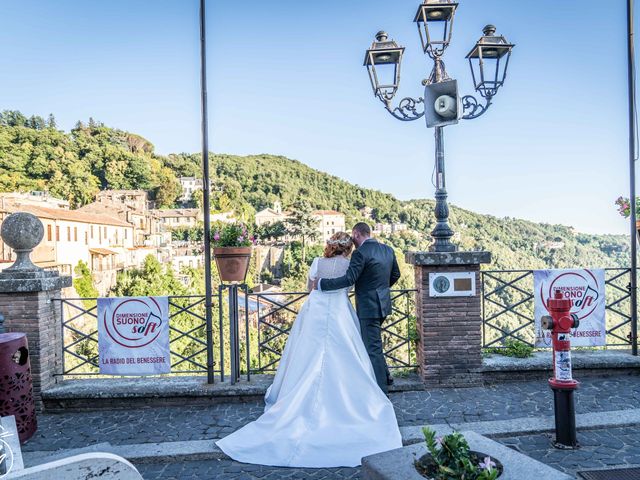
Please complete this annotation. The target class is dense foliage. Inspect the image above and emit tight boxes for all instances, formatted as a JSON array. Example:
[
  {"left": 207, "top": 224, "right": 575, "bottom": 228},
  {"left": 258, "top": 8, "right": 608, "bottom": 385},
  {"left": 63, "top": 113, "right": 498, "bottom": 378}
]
[{"left": 0, "top": 110, "right": 180, "bottom": 208}]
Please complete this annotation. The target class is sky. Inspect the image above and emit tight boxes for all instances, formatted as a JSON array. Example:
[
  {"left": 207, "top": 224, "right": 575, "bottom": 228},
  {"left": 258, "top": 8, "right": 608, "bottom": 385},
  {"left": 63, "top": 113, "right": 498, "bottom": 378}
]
[{"left": 0, "top": 0, "right": 638, "bottom": 235}]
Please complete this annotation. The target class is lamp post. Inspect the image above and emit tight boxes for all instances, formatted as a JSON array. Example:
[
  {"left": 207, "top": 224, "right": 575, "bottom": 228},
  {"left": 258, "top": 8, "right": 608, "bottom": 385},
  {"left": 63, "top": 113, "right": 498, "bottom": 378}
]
[
  {"left": 199, "top": 0, "right": 215, "bottom": 383},
  {"left": 364, "top": 0, "right": 515, "bottom": 252},
  {"left": 627, "top": 0, "right": 638, "bottom": 356}
]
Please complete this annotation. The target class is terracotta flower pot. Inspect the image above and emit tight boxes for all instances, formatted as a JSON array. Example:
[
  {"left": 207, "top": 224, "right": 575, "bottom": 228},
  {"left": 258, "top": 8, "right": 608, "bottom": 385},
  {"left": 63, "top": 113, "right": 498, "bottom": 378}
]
[{"left": 213, "top": 247, "right": 252, "bottom": 283}]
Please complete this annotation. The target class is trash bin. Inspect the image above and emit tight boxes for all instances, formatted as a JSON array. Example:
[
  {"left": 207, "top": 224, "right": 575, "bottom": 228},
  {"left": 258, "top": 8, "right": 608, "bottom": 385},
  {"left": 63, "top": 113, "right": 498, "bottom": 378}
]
[{"left": 0, "top": 332, "right": 37, "bottom": 443}]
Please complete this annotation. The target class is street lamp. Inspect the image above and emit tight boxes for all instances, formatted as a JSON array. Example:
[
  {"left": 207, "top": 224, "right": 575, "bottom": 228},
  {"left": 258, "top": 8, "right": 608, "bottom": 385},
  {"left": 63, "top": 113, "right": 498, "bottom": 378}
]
[
  {"left": 364, "top": 1, "right": 515, "bottom": 252},
  {"left": 414, "top": 0, "right": 458, "bottom": 56}
]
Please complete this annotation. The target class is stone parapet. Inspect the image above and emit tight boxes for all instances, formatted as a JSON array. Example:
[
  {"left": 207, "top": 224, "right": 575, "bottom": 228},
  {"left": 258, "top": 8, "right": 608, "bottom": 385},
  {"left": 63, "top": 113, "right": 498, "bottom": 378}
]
[{"left": 408, "top": 251, "right": 491, "bottom": 387}]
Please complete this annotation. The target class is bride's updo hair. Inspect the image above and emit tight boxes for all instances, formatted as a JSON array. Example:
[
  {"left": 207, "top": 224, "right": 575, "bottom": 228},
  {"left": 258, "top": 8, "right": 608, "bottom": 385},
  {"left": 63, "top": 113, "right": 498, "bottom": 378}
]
[{"left": 324, "top": 232, "right": 354, "bottom": 258}]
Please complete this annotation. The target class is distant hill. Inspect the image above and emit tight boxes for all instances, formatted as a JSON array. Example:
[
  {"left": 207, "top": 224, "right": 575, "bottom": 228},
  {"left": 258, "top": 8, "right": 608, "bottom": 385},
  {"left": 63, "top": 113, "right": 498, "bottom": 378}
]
[{"left": 0, "top": 110, "right": 630, "bottom": 270}]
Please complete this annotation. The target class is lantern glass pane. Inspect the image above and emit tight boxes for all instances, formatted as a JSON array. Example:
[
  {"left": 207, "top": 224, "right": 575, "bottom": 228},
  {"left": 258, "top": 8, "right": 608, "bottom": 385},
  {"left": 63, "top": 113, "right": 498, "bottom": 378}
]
[
  {"left": 369, "top": 62, "right": 400, "bottom": 98},
  {"left": 468, "top": 49, "right": 512, "bottom": 98},
  {"left": 414, "top": 2, "right": 458, "bottom": 53}
]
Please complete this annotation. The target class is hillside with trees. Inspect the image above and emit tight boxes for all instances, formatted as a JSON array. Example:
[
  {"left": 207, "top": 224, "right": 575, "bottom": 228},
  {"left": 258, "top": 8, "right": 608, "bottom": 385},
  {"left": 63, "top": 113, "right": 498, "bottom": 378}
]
[{"left": 0, "top": 110, "right": 630, "bottom": 274}]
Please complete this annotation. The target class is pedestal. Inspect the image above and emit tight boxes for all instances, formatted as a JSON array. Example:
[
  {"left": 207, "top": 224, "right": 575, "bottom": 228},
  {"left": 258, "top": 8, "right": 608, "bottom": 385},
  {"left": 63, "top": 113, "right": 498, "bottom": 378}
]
[
  {"left": 406, "top": 251, "right": 491, "bottom": 387},
  {"left": 0, "top": 270, "right": 71, "bottom": 412}
]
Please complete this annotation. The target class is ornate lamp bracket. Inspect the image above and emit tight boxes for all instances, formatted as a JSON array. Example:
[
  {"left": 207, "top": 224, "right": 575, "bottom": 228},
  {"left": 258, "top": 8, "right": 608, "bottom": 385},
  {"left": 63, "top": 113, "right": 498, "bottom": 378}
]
[
  {"left": 381, "top": 96, "right": 426, "bottom": 122},
  {"left": 461, "top": 94, "right": 492, "bottom": 120}
]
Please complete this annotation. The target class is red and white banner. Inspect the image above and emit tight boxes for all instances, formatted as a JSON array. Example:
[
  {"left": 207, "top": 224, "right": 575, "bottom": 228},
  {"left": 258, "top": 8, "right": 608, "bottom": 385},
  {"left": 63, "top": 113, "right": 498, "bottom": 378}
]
[
  {"left": 534, "top": 269, "right": 606, "bottom": 347},
  {"left": 98, "top": 297, "right": 171, "bottom": 375}
]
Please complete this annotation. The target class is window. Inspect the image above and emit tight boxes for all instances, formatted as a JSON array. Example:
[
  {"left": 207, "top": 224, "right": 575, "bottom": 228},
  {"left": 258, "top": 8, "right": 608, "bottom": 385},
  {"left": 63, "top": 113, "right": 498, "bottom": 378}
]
[
  {"left": 74, "top": 227, "right": 78, "bottom": 242},
  {"left": 85, "top": 232, "right": 88, "bottom": 245},
  {"left": 67, "top": 226, "right": 71, "bottom": 241},
  {"left": 91, "top": 225, "right": 94, "bottom": 239},
  {"left": 56, "top": 226, "right": 60, "bottom": 241},
  {"left": 125, "top": 229, "right": 128, "bottom": 240},
  {"left": 103, "top": 226, "right": 107, "bottom": 238},
  {"left": 47, "top": 225, "right": 52, "bottom": 242}
]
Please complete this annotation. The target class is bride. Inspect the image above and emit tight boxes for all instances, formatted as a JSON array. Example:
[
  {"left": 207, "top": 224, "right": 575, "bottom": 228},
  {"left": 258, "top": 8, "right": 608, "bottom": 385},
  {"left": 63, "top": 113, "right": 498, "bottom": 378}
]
[{"left": 216, "top": 232, "right": 402, "bottom": 468}]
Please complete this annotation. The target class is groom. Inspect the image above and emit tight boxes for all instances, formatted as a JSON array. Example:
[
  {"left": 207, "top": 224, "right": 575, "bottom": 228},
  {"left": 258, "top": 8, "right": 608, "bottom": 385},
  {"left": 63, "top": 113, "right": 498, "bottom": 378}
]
[{"left": 315, "top": 222, "right": 401, "bottom": 394}]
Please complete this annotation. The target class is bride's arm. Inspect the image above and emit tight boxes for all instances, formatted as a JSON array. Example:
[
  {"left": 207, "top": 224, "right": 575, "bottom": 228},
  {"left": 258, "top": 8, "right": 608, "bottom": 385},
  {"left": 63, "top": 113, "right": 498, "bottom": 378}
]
[{"left": 307, "top": 258, "right": 319, "bottom": 292}]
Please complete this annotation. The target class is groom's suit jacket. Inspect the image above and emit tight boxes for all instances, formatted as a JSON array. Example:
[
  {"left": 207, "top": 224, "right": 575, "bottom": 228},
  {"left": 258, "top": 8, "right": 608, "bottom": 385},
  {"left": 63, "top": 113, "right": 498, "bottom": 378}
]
[{"left": 320, "top": 239, "right": 401, "bottom": 319}]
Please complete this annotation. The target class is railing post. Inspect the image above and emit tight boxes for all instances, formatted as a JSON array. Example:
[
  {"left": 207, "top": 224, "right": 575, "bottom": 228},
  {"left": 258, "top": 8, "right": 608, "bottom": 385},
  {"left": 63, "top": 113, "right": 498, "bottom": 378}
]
[
  {"left": 229, "top": 284, "right": 240, "bottom": 385},
  {"left": 244, "top": 285, "right": 250, "bottom": 381},
  {"left": 218, "top": 285, "right": 225, "bottom": 383},
  {"left": 60, "top": 299, "right": 66, "bottom": 376}
]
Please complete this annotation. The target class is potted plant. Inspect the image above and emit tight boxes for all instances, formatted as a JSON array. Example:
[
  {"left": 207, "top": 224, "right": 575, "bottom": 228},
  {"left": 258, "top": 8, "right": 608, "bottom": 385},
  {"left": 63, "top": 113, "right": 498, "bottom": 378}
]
[
  {"left": 615, "top": 196, "right": 640, "bottom": 237},
  {"left": 415, "top": 428, "right": 503, "bottom": 480},
  {"left": 212, "top": 223, "right": 256, "bottom": 283}
]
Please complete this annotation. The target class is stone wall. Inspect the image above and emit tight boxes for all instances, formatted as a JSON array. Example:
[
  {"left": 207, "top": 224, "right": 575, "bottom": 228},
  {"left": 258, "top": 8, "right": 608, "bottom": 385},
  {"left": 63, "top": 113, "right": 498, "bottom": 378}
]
[
  {"left": 408, "top": 251, "right": 491, "bottom": 388},
  {"left": 0, "top": 289, "right": 65, "bottom": 411}
]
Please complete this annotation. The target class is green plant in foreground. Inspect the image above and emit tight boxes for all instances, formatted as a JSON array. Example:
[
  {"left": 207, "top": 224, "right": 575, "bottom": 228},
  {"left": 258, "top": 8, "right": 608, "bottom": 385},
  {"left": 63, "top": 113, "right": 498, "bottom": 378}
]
[
  {"left": 486, "top": 338, "right": 534, "bottom": 359},
  {"left": 417, "top": 427, "right": 499, "bottom": 480}
]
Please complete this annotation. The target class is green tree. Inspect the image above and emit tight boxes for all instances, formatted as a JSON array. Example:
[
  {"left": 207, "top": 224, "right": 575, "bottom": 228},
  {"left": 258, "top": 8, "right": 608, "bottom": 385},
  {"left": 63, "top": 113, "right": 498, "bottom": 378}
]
[
  {"left": 73, "top": 261, "right": 99, "bottom": 299},
  {"left": 286, "top": 200, "right": 319, "bottom": 263},
  {"left": 47, "top": 114, "right": 57, "bottom": 129}
]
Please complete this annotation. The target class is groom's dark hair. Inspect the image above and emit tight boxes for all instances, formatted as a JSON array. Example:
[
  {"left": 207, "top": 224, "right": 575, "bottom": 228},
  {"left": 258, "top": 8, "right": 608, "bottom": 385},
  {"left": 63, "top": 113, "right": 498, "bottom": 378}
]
[{"left": 353, "top": 222, "right": 371, "bottom": 237}]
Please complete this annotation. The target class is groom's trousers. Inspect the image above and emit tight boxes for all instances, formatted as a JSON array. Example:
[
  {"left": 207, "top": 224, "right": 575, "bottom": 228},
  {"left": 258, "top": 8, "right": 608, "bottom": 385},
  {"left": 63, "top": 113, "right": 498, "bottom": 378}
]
[{"left": 359, "top": 317, "right": 389, "bottom": 394}]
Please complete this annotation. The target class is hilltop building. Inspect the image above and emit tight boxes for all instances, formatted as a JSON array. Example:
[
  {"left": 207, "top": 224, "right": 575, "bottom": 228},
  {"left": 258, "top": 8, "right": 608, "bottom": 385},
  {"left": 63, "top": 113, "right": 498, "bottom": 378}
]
[
  {"left": 153, "top": 209, "right": 202, "bottom": 229},
  {"left": 255, "top": 202, "right": 346, "bottom": 244},
  {"left": 255, "top": 201, "right": 287, "bottom": 227},
  {"left": 79, "top": 190, "right": 167, "bottom": 248},
  {"left": 0, "top": 204, "right": 135, "bottom": 295},
  {"left": 373, "top": 222, "right": 408, "bottom": 236},
  {"left": 178, "top": 177, "right": 203, "bottom": 203},
  {"left": 314, "top": 210, "right": 346, "bottom": 242}
]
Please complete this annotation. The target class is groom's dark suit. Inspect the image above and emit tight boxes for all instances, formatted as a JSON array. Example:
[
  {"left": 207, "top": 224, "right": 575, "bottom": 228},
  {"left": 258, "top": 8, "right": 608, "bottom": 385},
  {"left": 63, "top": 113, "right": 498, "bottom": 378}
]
[{"left": 320, "top": 238, "right": 401, "bottom": 393}]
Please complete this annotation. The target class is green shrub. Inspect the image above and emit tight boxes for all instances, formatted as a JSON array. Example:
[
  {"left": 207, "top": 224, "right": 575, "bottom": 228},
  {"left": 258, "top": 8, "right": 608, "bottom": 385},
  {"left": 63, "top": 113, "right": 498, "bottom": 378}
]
[
  {"left": 486, "top": 338, "right": 534, "bottom": 358},
  {"left": 416, "top": 427, "right": 500, "bottom": 480}
]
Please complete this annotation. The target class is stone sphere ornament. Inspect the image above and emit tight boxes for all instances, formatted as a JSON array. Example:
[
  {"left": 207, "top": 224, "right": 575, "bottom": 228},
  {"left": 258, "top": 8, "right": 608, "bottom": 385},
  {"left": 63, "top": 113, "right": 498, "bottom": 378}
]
[{"left": 0, "top": 212, "right": 45, "bottom": 272}]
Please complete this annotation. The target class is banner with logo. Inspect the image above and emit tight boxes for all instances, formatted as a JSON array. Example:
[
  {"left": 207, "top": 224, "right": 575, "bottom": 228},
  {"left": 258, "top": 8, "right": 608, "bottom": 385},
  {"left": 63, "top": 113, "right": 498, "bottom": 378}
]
[
  {"left": 534, "top": 269, "right": 606, "bottom": 347},
  {"left": 98, "top": 297, "right": 171, "bottom": 375}
]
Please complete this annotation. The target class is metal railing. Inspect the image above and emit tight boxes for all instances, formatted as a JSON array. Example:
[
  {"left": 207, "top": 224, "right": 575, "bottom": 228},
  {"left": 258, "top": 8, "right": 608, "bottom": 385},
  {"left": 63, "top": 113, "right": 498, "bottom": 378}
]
[
  {"left": 58, "top": 295, "right": 218, "bottom": 377},
  {"left": 57, "top": 288, "right": 418, "bottom": 380},
  {"left": 481, "top": 268, "right": 635, "bottom": 349},
  {"left": 249, "top": 289, "right": 418, "bottom": 377}
]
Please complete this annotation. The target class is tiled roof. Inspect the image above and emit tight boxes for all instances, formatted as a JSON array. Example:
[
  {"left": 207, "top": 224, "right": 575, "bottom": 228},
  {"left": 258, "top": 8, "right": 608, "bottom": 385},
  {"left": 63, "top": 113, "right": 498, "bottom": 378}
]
[{"left": 1, "top": 204, "right": 131, "bottom": 227}]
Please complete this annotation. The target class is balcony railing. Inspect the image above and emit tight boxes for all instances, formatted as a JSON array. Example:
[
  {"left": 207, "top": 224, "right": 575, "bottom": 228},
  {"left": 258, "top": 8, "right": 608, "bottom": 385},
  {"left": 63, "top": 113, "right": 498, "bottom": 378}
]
[
  {"left": 55, "top": 288, "right": 418, "bottom": 379},
  {"left": 481, "top": 268, "right": 635, "bottom": 349}
]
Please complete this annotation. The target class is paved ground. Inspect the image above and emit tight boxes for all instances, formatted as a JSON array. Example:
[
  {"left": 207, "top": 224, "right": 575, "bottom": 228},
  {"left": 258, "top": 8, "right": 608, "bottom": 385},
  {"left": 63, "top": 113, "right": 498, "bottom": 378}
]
[
  {"left": 499, "top": 426, "right": 640, "bottom": 478},
  {"left": 22, "top": 374, "right": 640, "bottom": 479},
  {"left": 136, "top": 461, "right": 361, "bottom": 480},
  {"left": 23, "top": 375, "right": 640, "bottom": 452}
]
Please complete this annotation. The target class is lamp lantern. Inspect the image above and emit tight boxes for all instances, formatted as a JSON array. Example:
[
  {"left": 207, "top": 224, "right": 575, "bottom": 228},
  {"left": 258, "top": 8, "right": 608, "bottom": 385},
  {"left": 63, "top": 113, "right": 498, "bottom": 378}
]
[
  {"left": 364, "top": 31, "right": 405, "bottom": 102},
  {"left": 414, "top": 0, "right": 459, "bottom": 56},
  {"left": 466, "top": 25, "right": 515, "bottom": 98}
]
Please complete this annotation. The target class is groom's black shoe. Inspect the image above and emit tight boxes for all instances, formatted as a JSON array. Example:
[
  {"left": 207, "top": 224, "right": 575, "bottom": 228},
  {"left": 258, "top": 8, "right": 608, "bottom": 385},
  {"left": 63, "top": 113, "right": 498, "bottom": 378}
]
[{"left": 387, "top": 377, "right": 394, "bottom": 386}]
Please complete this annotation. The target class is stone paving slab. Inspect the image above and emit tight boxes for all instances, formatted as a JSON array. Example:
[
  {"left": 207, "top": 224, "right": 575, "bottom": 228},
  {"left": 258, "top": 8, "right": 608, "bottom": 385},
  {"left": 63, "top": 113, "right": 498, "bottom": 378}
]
[
  {"left": 135, "top": 459, "right": 361, "bottom": 480},
  {"left": 23, "top": 375, "right": 640, "bottom": 452},
  {"left": 499, "top": 426, "right": 640, "bottom": 477}
]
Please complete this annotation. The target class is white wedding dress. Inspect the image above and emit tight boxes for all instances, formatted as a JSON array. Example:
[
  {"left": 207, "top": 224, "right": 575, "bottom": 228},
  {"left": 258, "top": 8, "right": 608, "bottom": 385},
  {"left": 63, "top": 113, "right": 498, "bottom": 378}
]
[{"left": 216, "top": 256, "right": 402, "bottom": 468}]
